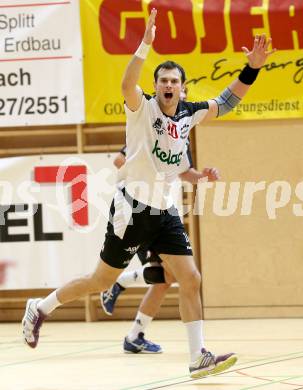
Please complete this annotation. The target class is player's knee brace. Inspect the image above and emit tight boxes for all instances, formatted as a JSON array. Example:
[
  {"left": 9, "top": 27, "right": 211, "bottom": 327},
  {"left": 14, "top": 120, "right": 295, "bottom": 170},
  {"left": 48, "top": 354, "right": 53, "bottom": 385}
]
[{"left": 143, "top": 266, "right": 166, "bottom": 284}]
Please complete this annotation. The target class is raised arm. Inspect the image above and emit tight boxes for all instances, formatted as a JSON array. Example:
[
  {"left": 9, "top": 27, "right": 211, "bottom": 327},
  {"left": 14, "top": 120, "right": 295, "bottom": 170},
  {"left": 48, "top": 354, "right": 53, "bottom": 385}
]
[
  {"left": 205, "top": 34, "right": 276, "bottom": 120},
  {"left": 121, "top": 9, "right": 157, "bottom": 112}
]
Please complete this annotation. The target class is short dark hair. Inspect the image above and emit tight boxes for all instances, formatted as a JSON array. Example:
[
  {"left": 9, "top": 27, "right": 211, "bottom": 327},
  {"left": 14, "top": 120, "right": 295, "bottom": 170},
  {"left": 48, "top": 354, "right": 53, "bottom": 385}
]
[{"left": 154, "top": 61, "right": 186, "bottom": 84}]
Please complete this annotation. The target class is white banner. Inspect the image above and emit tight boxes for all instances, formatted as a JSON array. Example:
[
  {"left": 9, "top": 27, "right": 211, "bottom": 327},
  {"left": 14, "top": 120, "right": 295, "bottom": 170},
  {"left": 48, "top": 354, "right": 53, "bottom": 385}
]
[
  {"left": 0, "top": 153, "right": 185, "bottom": 289},
  {"left": 0, "top": 0, "right": 85, "bottom": 126},
  {"left": 0, "top": 153, "right": 123, "bottom": 289}
]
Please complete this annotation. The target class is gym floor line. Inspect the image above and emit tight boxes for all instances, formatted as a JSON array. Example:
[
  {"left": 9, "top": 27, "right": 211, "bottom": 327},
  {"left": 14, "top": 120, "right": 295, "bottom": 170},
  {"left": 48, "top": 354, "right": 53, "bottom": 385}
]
[{"left": 1, "top": 319, "right": 303, "bottom": 390}]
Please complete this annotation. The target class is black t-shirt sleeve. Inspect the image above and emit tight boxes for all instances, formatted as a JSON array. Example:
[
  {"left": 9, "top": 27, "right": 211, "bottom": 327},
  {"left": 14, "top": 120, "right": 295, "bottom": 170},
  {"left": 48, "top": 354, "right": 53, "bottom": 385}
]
[{"left": 187, "top": 101, "right": 209, "bottom": 113}]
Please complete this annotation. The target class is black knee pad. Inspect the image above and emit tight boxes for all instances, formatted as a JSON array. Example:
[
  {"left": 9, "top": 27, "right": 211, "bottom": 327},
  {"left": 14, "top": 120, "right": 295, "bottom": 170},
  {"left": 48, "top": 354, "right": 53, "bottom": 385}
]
[{"left": 143, "top": 266, "right": 165, "bottom": 284}]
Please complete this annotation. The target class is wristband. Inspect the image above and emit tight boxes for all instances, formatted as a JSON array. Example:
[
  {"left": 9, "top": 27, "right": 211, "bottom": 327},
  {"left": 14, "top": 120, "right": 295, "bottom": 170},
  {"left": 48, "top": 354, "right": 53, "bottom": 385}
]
[
  {"left": 135, "top": 41, "right": 151, "bottom": 59},
  {"left": 238, "top": 65, "right": 260, "bottom": 85}
]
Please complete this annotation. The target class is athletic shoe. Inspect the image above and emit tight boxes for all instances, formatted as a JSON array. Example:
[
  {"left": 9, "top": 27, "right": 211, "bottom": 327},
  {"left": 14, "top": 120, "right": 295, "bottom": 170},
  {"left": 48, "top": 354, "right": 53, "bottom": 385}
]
[
  {"left": 123, "top": 332, "right": 163, "bottom": 353},
  {"left": 22, "top": 298, "right": 46, "bottom": 348},
  {"left": 189, "top": 348, "right": 237, "bottom": 378},
  {"left": 100, "top": 283, "right": 125, "bottom": 316}
]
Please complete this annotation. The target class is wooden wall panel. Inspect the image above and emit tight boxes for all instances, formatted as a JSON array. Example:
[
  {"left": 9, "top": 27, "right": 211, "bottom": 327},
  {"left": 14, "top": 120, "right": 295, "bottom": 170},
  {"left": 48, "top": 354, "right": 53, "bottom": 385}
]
[
  {"left": 0, "top": 124, "right": 126, "bottom": 157},
  {"left": 0, "top": 288, "right": 179, "bottom": 322},
  {"left": 195, "top": 119, "right": 303, "bottom": 319}
]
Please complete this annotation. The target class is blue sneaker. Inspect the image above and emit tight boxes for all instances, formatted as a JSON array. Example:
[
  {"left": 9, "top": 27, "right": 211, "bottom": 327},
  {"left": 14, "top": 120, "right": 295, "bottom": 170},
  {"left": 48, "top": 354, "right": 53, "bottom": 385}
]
[
  {"left": 123, "top": 332, "right": 163, "bottom": 354},
  {"left": 100, "top": 283, "right": 125, "bottom": 316}
]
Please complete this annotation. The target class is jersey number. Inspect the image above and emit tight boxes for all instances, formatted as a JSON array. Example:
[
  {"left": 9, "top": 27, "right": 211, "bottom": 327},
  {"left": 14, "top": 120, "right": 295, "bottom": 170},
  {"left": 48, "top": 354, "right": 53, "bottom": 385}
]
[{"left": 167, "top": 123, "right": 178, "bottom": 139}]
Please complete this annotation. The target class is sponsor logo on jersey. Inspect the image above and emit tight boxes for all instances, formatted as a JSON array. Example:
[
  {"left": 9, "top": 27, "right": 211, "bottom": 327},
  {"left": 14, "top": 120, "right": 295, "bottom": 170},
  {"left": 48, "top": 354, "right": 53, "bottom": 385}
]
[
  {"left": 152, "top": 118, "right": 165, "bottom": 135},
  {"left": 152, "top": 140, "right": 183, "bottom": 166},
  {"left": 180, "top": 124, "right": 190, "bottom": 139},
  {"left": 174, "top": 109, "right": 189, "bottom": 120}
]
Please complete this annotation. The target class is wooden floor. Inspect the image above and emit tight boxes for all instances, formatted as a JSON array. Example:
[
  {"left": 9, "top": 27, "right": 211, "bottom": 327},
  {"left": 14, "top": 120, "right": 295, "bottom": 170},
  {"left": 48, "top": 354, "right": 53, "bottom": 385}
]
[{"left": 1, "top": 319, "right": 303, "bottom": 390}]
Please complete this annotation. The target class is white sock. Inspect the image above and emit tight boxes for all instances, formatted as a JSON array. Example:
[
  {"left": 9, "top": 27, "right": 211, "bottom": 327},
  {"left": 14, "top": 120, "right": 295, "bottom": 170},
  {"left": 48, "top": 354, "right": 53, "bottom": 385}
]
[
  {"left": 37, "top": 290, "right": 61, "bottom": 315},
  {"left": 185, "top": 320, "right": 205, "bottom": 362},
  {"left": 127, "top": 311, "right": 153, "bottom": 341},
  {"left": 117, "top": 268, "right": 146, "bottom": 288}
]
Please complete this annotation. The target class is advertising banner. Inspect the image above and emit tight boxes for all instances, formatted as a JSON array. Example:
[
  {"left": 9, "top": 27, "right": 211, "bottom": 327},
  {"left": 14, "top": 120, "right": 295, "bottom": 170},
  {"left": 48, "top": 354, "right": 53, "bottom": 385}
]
[
  {"left": 81, "top": 0, "right": 303, "bottom": 123},
  {"left": 0, "top": 153, "right": 117, "bottom": 289},
  {"left": 0, "top": 0, "right": 85, "bottom": 126},
  {"left": 0, "top": 153, "right": 184, "bottom": 289}
]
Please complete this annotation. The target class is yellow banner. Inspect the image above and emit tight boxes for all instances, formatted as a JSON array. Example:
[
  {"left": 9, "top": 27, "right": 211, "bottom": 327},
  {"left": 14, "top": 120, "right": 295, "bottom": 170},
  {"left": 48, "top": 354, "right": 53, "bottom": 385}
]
[{"left": 81, "top": 0, "right": 303, "bottom": 123}]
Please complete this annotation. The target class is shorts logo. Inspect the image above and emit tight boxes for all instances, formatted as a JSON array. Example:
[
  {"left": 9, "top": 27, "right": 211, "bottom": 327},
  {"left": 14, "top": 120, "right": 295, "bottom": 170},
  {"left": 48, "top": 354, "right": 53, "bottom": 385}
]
[
  {"left": 125, "top": 245, "right": 140, "bottom": 255},
  {"left": 152, "top": 140, "right": 183, "bottom": 166},
  {"left": 183, "top": 232, "right": 190, "bottom": 243},
  {"left": 183, "top": 232, "right": 192, "bottom": 250}
]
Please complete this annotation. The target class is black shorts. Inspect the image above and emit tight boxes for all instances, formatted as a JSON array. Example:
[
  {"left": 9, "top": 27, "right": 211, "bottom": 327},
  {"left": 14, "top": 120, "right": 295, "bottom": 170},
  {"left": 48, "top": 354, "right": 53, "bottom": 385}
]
[{"left": 100, "top": 188, "right": 193, "bottom": 269}]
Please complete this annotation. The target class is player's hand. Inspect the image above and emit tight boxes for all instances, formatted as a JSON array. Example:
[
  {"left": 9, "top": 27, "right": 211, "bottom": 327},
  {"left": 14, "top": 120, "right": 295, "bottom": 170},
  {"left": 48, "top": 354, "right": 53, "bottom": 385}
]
[
  {"left": 201, "top": 167, "right": 220, "bottom": 182},
  {"left": 242, "top": 34, "right": 276, "bottom": 69},
  {"left": 143, "top": 8, "right": 157, "bottom": 45}
]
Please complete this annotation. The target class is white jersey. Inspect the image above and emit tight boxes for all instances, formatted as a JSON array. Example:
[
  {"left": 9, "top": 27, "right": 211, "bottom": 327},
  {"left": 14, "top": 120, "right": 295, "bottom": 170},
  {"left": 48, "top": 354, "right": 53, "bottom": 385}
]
[{"left": 118, "top": 93, "right": 209, "bottom": 209}]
